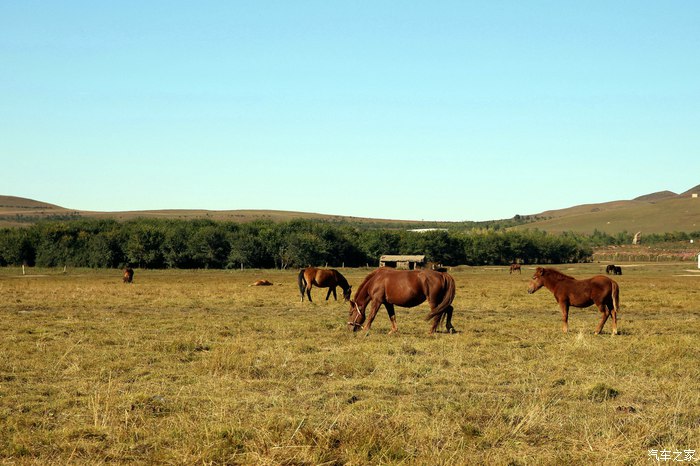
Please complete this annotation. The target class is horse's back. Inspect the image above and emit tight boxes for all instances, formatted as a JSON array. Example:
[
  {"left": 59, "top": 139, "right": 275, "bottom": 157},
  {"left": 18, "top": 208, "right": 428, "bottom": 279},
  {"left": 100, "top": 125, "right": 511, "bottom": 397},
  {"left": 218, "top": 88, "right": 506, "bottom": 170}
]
[
  {"left": 373, "top": 268, "right": 453, "bottom": 307},
  {"left": 313, "top": 268, "right": 338, "bottom": 287}
]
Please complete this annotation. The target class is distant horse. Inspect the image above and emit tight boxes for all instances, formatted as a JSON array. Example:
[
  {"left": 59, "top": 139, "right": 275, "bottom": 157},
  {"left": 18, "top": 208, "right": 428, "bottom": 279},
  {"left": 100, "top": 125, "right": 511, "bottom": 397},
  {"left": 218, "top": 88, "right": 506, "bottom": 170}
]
[
  {"left": 252, "top": 279, "right": 273, "bottom": 286},
  {"left": 298, "top": 267, "right": 352, "bottom": 302},
  {"left": 348, "top": 268, "right": 456, "bottom": 334},
  {"left": 509, "top": 263, "right": 521, "bottom": 274},
  {"left": 527, "top": 267, "right": 619, "bottom": 335},
  {"left": 605, "top": 264, "right": 616, "bottom": 274},
  {"left": 613, "top": 266, "right": 622, "bottom": 275},
  {"left": 123, "top": 268, "right": 134, "bottom": 283}
]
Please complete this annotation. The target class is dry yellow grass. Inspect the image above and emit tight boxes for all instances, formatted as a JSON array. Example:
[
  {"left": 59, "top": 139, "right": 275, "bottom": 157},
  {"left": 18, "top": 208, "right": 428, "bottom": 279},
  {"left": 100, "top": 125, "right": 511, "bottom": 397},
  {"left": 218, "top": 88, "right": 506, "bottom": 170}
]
[{"left": 1, "top": 264, "right": 699, "bottom": 465}]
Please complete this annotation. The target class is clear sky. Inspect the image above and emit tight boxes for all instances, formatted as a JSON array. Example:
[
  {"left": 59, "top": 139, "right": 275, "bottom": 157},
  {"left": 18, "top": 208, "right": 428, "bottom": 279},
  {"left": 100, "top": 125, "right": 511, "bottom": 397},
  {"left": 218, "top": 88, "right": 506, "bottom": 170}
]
[{"left": 2, "top": 1, "right": 699, "bottom": 221}]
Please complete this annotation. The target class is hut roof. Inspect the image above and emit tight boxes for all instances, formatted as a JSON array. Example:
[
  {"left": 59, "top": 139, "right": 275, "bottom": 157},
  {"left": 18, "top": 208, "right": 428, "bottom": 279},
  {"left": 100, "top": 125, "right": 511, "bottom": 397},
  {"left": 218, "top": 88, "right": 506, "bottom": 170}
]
[{"left": 380, "top": 255, "right": 426, "bottom": 262}]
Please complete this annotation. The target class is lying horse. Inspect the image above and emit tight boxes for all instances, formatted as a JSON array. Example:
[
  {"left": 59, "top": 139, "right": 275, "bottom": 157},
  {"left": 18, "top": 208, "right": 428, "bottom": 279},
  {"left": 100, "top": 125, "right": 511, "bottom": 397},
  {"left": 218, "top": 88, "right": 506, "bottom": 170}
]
[
  {"left": 298, "top": 267, "right": 351, "bottom": 302},
  {"left": 123, "top": 268, "right": 134, "bottom": 283},
  {"left": 509, "top": 263, "right": 521, "bottom": 274},
  {"left": 348, "top": 268, "right": 456, "bottom": 334},
  {"left": 527, "top": 267, "right": 619, "bottom": 335},
  {"left": 252, "top": 279, "right": 273, "bottom": 286}
]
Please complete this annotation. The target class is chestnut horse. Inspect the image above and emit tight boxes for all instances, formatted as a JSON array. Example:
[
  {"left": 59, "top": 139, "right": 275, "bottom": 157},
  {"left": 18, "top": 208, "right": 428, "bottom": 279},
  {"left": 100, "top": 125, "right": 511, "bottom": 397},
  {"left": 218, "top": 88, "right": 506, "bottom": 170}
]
[
  {"left": 123, "top": 267, "right": 134, "bottom": 283},
  {"left": 298, "top": 267, "right": 351, "bottom": 302},
  {"left": 509, "top": 263, "right": 521, "bottom": 274},
  {"left": 527, "top": 267, "right": 619, "bottom": 334},
  {"left": 348, "top": 268, "right": 456, "bottom": 334}
]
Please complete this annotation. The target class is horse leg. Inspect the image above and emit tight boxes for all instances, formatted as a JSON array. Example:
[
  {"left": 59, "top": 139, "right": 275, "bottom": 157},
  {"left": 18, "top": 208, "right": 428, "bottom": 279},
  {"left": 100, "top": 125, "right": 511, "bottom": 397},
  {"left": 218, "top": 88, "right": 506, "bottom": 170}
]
[
  {"left": 362, "top": 301, "right": 383, "bottom": 334},
  {"left": 559, "top": 302, "right": 570, "bottom": 333},
  {"left": 594, "top": 303, "right": 610, "bottom": 335},
  {"left": 444, "top": 305, "right": 456, "bottom": 333},
  {"left": 326, "top": 287, "right": 337, "bottom": 301},
  {"left": 384, "top": 303, "right": 398, "bottom": 334},
  {"left": 306, "top": 284, "right": 313, "bottom": 302},
  {"left": 601, "top": 298, "right": 618, "bottom": 335}
]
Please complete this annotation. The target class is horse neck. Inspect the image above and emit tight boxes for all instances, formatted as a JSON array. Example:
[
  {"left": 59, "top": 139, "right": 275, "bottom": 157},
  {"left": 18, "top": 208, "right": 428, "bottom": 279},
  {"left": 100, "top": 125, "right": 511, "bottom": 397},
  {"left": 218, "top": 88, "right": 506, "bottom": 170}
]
[
  {"left": 542, "top": 270, "right": 573, "bottom": 291},
  {"left": 335, "top": 271, "right": 349, "bottom": 291},
  {"left": 354, "top": 270, "right": 379, "bottom": 307}
]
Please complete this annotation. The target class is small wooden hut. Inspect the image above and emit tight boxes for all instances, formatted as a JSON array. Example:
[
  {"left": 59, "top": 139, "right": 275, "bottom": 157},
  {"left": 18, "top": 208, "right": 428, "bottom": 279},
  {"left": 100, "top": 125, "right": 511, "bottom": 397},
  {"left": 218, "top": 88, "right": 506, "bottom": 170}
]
[{"left": 379, "top": 255, "right": 426, "bottom": 270}]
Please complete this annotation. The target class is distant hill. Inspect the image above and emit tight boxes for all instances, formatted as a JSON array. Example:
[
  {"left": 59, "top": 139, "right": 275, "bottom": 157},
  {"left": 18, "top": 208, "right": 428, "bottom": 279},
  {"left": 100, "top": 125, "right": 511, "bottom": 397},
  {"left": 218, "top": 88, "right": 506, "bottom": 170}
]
[
  {"left": 519, "top": 185, "right": 700, "bottom": 234},
  {"left": 680, "top": 184, "right": 700, "bottom": 198},
  {"left": 0, "top": 195, "right": 424, "bottom": 228},
  {"left": 0, "top": 195, "right": 66, "bottom": 211},
  {"left": 3, "top": 185, "right": 700, "bottom": 233},
  {"left": 633, "top": 190, "right": 678, "bottom": 202}
]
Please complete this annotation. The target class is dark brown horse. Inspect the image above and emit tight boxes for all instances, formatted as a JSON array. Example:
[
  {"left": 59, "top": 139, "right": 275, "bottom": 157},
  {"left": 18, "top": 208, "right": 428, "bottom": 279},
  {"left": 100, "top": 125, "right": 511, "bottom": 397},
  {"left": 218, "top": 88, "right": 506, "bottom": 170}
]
[
  {"left": 509, "top": 263, "right": 521, "bottom": 274},
  {"left": 123, "top": 268, "right": 134, "bottom": 283},
  {"left": 527, "top": 267, "right": 619, "bottom": 335},
  {"left": 605, "top": 264, "right": 615, "bottom": 274},
  {"left": 348, "top": 268, "right": 456, "bottom": 334},
  {"left": 298, "top": 267, "right": 351, "bottom": 302}
]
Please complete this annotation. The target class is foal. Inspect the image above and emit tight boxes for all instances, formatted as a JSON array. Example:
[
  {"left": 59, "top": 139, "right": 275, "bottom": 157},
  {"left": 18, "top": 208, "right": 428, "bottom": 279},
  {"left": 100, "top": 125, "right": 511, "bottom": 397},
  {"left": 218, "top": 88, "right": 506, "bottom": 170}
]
[{"left": 528, "top": 267, "right": 619, "bottom": 335}]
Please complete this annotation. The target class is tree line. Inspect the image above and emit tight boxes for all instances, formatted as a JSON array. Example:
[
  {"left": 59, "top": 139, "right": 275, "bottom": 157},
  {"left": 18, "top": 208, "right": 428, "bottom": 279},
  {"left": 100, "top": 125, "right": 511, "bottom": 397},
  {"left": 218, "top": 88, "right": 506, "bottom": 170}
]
[{"left": 0, "top": 218, "right": 595, "bottom": 269}]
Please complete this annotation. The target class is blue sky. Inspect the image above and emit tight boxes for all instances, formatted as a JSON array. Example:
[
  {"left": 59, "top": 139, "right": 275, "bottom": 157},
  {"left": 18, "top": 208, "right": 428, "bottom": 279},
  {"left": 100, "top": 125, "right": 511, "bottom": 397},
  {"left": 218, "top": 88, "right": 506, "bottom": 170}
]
[{"left": 2, "top": 1, "right": 699, "bottom": 221}]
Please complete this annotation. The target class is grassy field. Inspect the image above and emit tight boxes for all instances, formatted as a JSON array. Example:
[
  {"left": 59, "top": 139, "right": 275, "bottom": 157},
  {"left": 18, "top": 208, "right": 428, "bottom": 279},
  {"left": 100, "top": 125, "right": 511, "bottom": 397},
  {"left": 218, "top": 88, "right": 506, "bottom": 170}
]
[{"left": 1, "top": 264, "right": 699, "bottom": 465}]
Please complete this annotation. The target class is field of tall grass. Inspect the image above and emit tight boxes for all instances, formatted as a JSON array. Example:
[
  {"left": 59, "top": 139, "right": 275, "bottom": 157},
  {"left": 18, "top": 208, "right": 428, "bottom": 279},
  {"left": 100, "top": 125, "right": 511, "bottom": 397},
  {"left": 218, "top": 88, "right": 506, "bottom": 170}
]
[{"left": 1, "top": 263, "right": 699, "bottom": 465}]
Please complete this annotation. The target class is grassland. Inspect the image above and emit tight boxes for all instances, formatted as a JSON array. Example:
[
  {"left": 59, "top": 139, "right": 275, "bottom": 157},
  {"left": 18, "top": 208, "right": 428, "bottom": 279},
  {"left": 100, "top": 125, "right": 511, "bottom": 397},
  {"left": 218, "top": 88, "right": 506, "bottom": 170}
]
[{"left": 1, "top": 264, "right": 699, "bottom": 465}]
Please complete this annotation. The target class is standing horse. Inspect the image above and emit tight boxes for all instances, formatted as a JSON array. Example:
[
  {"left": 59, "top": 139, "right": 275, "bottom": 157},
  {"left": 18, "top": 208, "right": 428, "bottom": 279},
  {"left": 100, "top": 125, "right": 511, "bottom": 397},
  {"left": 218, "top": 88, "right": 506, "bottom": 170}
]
[
  {"left": 527, "top": 267, "right": 619, "bottom": 335},
  {"left": 298, "top": 267, "right": 352, "bottom": 302},
  {"left": 348, "top": 268, "right": 456, "bottom": 334},
  {"left": 123, "top": 267, "right": 134, "bottom": 283},
  {"left": 605, "top": 264, "right": 616, "bottom": 274},
  {"left": 509, "top": 263, "right": 521, "bottom": 274}
]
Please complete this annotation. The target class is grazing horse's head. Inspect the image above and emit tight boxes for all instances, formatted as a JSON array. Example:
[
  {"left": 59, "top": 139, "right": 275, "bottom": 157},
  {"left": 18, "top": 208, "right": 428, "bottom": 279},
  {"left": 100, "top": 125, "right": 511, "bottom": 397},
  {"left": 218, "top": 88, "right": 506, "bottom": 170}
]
[
  {"left": 342, "top": 286, "right": 352, "bottom": 302},
  {"left": 527, "top": 267, "right": 546, "bottom": 294},
  {"left": 347, "top": 300, "right": 365, "bottom": 332}
]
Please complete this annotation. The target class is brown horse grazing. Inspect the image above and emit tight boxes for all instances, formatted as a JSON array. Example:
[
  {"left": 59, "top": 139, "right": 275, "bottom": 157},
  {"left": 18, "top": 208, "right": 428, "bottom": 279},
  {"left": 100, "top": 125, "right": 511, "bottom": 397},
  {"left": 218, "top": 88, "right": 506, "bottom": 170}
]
[
  {"left": 123, "top": 268, "right": 134, "bottom": 283},
  {"left": 509, "top": 263, "right": 521, "bottom": 274},
  {"left": 298, "top": 267, "right": 352, "bottom": 302},
  {"left": 348, "top": 268, "right": 456, "bottom": 334},
  {"left": 527, "top": 267, "right": 619, "bottom": 335}
]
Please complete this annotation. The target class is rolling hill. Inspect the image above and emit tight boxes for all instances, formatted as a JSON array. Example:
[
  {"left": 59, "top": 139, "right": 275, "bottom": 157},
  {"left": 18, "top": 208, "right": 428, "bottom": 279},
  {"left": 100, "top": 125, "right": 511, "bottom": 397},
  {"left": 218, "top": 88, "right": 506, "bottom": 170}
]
[
  {"left": 0, "top": 195, "right": 420, "bottom": 228},
  {"left": 2, "top": 184, "right": 700, "bottom": 234},
  {"left": 517, "top": 185, "right": 700, "bottom": 234}
]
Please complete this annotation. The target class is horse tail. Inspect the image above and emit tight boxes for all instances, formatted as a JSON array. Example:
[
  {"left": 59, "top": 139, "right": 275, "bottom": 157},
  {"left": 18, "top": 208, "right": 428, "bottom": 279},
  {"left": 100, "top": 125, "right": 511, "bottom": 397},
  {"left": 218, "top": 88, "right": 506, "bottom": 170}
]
[
  {"left": 298, "top": 269, "right": 307, "bottom": 300},
  {"left": 611, "top": 279, "right": 620, "bottom": 313},
  {"left": 426, "top": 273, "right": 456, "bottom": 323}
]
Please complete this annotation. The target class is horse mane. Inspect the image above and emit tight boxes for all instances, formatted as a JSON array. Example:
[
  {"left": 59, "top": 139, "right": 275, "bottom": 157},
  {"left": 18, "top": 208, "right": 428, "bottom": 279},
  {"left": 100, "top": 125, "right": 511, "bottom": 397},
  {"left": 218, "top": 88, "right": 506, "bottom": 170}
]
[
  {"left": 334, "top": 270, "right": 350, "bottom": 290},
  {"left": 353, "top": 268, "right": 382, "bottom": 303},
  {"left": 542, "top": 267, "right": 576, "bottom": 281}
]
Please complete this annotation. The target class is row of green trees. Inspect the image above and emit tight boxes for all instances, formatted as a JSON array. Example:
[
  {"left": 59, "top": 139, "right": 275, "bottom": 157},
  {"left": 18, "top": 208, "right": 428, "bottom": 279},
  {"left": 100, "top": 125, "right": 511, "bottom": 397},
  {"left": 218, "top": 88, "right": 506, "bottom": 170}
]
[{"left": 0, "top": 218, "right": 593, "bottom": 269}]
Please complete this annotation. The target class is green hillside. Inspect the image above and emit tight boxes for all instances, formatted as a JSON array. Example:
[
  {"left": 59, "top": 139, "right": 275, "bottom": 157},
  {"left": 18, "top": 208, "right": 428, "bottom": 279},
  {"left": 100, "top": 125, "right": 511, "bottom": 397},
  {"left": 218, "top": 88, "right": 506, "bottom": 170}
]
[{"left": 519, "top": 196, "right": 700, "bottom": 234}]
